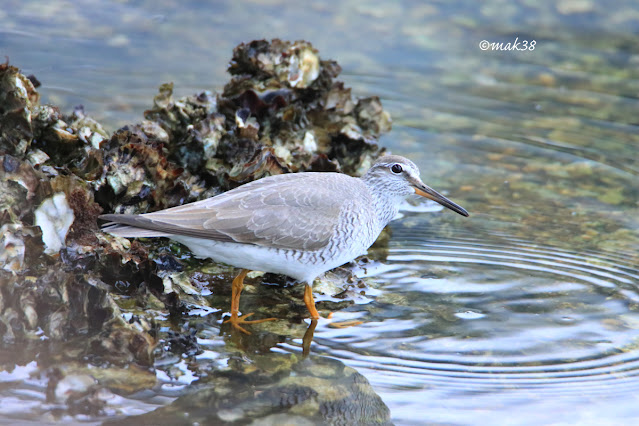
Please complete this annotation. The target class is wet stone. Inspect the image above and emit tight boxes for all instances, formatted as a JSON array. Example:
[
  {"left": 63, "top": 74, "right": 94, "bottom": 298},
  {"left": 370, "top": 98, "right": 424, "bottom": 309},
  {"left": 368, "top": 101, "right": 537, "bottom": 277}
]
[{"left": 103, "top": 355, "right": 392, "bottom": 425}]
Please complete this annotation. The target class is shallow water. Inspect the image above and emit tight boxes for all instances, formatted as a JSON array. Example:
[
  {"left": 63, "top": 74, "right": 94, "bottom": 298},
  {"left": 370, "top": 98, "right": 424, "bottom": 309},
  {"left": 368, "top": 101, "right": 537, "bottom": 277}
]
[
  {"left": 2, "top": 0, "right": 639, "bottom": 424},
  {"left": 300, "top": 224, "right": 639, "bottom": 424}
]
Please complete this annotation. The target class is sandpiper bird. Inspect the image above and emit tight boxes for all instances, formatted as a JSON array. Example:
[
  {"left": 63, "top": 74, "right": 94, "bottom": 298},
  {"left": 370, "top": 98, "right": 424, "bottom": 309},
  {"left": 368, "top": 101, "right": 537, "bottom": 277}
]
[{"left": 100, "top": 155, "right": 469, "bottom": 333}]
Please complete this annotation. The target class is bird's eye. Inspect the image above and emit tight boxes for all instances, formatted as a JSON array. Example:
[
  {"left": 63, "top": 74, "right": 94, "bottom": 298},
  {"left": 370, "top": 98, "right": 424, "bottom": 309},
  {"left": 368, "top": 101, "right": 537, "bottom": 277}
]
[{"left": 391, "top": 164, "right": 403, "bottom": 174}]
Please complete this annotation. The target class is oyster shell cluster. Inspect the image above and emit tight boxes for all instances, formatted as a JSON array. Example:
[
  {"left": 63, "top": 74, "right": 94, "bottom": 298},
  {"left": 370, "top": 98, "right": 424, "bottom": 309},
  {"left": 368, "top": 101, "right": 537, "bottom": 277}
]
[{"left": 0, "top": 40, "right": 392, "bottom": 420}]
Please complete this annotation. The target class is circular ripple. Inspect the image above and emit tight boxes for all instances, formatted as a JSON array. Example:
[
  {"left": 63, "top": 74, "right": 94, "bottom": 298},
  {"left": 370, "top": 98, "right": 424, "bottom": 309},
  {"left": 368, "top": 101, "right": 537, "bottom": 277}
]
[{"left": 280, "top": 226, "right": 639, "bottom": 422}]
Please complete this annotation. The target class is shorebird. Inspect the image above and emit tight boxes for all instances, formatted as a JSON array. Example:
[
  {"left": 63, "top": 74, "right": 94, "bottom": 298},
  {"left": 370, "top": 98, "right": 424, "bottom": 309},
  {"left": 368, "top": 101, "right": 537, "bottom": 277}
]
[{"left": 100, "top": 155, "right": 469, "bottom": 333}]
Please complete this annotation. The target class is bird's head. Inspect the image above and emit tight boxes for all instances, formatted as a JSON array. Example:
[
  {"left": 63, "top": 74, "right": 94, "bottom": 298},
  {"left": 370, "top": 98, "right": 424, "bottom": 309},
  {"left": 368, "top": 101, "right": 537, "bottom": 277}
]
[{"left": 363, "top": 155, "right": 469, "bottom": 217}]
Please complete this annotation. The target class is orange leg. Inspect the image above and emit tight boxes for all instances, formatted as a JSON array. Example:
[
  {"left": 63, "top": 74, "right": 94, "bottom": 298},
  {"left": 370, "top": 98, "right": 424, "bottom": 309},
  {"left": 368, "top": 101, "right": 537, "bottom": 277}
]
[
  {"left": 304, "top": 283, "right": 320, "bottom": 320},
  {"left": 223, "top": 269, "right": 276, "bottom": 334},
  {"left": 304, "top": 283, "right": 362, "bottom": 328},
  {"left": 328, "top": 319, "right": 364, "bottom": 329}
]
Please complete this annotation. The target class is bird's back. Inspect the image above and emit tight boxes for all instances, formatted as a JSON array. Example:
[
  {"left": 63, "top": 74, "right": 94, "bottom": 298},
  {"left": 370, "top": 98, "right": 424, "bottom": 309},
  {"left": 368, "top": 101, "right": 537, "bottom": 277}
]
[{"left": 101, "top": 171, "right": 378, "bottom": 256}]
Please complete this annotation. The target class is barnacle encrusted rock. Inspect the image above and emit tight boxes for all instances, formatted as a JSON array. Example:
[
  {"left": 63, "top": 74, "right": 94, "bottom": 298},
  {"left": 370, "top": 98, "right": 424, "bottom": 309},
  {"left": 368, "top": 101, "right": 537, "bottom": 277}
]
[
  {"left": 0, "top": 61, "right": 40, "bottom": 157},
  {"left": 0, "top": 39, "right": 393, "bottom": 420},
  {"left": 1, "top": 37, "right": 392, "bottom": 338}
]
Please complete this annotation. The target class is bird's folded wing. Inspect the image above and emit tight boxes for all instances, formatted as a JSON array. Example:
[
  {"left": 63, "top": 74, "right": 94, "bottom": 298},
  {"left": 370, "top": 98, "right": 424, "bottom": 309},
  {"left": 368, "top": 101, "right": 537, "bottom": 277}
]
[{"left": 101, "top": 173, "right": 362, "bottom": 252}]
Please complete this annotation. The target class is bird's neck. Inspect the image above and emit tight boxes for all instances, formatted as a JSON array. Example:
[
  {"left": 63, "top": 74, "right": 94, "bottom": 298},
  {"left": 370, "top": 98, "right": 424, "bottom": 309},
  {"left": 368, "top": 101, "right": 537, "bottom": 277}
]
[{"left": 362, "top": 177, "right": 401, "bottom": 227}]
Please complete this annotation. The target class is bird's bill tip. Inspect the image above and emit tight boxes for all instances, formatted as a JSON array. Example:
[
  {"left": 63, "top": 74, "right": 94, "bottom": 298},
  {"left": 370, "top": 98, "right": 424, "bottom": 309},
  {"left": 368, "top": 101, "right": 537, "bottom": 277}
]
[{"left": 413, "top": 186, "right": 469, "bottom": 217}]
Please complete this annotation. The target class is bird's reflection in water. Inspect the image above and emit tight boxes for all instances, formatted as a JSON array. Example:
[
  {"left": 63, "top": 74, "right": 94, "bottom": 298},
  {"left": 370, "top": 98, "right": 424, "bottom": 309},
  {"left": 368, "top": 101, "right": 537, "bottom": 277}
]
[{"left": 303, "top": 319, "right": 318, "bottom": 356}]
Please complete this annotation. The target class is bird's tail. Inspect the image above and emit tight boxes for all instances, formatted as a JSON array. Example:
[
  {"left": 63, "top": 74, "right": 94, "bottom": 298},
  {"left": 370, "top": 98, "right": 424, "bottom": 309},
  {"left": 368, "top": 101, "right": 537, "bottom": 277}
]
[{"left": 99, "top": 214, "right": 171, "bottom": 238}]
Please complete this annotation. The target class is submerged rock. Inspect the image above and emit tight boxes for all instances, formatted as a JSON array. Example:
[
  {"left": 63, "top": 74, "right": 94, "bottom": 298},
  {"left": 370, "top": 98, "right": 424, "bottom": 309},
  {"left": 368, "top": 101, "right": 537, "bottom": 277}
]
[{"left": 104, "top": 354, "right": 392, "bottom": 426}]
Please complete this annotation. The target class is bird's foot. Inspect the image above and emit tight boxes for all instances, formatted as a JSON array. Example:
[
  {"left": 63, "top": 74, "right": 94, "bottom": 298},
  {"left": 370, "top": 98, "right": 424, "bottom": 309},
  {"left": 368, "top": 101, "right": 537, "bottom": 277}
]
[
  {"left": 325, "top": 312, "right": 364, "bottom": 328},
  {"left": 327, "top": 319, "right": 364, "bottom": 329},
  {"left": 223, "top": 312, "right": 277, "bottom": 335}
]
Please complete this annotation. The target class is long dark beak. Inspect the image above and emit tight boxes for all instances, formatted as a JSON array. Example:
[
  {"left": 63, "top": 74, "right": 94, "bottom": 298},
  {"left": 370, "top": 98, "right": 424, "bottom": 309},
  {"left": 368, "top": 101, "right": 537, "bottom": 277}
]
[{"left": 413, "top": 184, "right": 469, "bottom": 217}]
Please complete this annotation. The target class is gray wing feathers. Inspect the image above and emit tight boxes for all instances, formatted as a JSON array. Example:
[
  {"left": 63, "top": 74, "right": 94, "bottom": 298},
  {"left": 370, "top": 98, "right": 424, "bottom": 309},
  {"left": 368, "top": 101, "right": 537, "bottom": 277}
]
[
  {"left": 101, "top": 173, "right": 368, "bottom": 252},
  {"left": 101, "top": 223, "right": 172, "bottom": 238}
]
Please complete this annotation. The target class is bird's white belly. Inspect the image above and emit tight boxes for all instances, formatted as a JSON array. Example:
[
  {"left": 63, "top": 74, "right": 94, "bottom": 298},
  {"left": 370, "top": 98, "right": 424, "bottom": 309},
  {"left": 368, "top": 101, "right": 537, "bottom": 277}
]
[{"left": 170, "top": 235, "right": 370, "bottom": 283}]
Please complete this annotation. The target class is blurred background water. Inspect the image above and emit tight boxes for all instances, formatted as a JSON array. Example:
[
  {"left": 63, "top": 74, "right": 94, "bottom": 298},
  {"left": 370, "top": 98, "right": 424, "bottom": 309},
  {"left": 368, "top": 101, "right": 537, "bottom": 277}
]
[{"left": 2, "top": 0, "right": 639, "bottom": 424}]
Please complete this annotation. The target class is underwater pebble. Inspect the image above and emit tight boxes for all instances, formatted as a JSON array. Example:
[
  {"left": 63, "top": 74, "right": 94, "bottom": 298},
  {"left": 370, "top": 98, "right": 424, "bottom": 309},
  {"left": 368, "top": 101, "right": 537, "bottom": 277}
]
[{"left": 454, "top": 310, "right": 486, "bottom": 320}]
